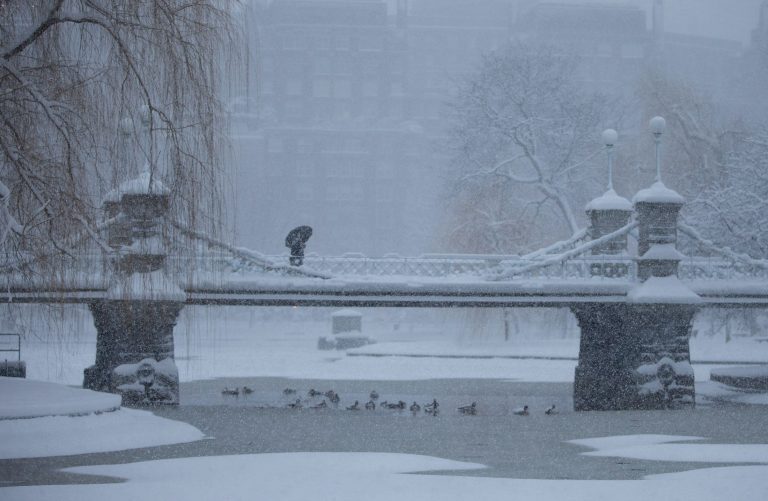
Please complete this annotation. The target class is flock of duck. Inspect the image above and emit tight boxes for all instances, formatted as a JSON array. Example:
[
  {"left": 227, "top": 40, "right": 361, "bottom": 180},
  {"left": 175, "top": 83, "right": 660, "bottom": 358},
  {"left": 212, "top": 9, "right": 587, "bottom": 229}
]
[{"left": 221, "top": 386, "right": 559, "bottom": 416}]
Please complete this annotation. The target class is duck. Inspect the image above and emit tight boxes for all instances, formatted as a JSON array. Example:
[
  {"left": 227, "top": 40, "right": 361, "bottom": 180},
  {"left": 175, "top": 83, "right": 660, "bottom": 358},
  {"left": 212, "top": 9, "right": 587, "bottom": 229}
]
[
  {"left": 369, "top": 390, "right": 379, "bottom": 400},
  {"left": 242, "top": 386, "right": 254, "bottom": 395},
  {"left": 365, "top": 400, "right": 376, "bottom": 410},
  {"left": 513, "top": 405, "right": 529, "bottom": 416},
  {"left": 347, "top": 400, "right": 360, "bottom": 411},
  {"left": 545, "top": 405, "right": 558, "bottom": 415},
  {"left": 458, "top": 402, "right": 477, "bottom": 415},
  {"left": 326, "top": 391, "right": 340, "bottom": 405},
  {"left": 221, "top": 387, "right": 239, "bottom": 397},
  {"left": 424, "top": 399, "right": 439, "bottom": 415},
  {"left": 409, "top": 401, "right": 421, "bottom": 413},
  {"left": 308, "top": 388, "right": 322, "bottom": 397},
  {"left": 286, "top": 399, "right": 302, "bottom": 409},
  {"left": 283, "top": 388, "right": 297, "bottom": 395}
]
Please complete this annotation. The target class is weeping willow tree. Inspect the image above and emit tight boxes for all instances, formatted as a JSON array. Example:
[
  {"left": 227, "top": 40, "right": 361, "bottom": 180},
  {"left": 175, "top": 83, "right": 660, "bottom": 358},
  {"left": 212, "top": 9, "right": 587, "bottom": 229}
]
[{"left": 0, "top": 0, "right": 242, "bottom": 277}]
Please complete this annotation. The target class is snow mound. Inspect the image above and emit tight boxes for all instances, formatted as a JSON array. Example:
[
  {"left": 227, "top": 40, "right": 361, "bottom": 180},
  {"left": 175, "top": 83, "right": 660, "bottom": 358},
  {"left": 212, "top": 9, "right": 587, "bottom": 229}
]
[
  {"left": 628, "top": 276, "right": 702, "bottom": 304},
  {"left": 638, "top": 244, "right": 685, "bottom": 261},
  {"left": 0, "top": 377, "right": 120, "bottom": 419},
  {"left": 571, "top": 434, "right": 768, "bottom": 464},
  {"left": 103, "top": 168, "right": 170, "bottom": 203},
  {"left": 0, "top": 408, "right": 204, "bottom": 459},
  {"left": 585, "top": 189, "right": 632, "bottom": 212},
  {"left": 710, "top": 365, "right": 768, "bottom": 391},
  {"left": 632, "top": 181, "right": 685, "bottom": 204}
]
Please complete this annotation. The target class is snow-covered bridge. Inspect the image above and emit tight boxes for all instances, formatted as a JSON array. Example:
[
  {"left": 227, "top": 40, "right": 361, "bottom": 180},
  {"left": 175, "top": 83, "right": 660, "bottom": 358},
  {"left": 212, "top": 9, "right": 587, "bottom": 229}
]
[{"left": 4, "top": 123, "right": 768, "bottom": 412}]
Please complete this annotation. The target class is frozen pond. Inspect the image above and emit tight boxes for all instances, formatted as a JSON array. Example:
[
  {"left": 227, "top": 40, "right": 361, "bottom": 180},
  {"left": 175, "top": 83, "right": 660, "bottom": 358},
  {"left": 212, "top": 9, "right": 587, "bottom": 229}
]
[{"left": 3, "top": 378, "right": 767, "bottom": 487}]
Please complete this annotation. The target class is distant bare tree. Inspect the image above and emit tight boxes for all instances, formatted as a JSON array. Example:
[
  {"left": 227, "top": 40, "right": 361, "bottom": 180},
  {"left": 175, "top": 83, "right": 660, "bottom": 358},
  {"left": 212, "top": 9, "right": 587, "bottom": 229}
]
[
  {"left": 444, "top": 43, "right": 611, "bottom": 253},
  {"left": 0, "top": 0, "right": 241, "bottom": 273},
  {"left": 634, "top": 70, "right": 734, "bottom": 198}
]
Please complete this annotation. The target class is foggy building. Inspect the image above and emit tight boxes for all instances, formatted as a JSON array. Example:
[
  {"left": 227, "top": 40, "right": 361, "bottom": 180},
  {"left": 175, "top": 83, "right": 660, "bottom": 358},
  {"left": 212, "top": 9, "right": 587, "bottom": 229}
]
[
  {"left": 516, "top": 3, "right": 650, "bottom": 94},
  {"left": 234, "top": 0, "right": 431, "bottom": 256}
]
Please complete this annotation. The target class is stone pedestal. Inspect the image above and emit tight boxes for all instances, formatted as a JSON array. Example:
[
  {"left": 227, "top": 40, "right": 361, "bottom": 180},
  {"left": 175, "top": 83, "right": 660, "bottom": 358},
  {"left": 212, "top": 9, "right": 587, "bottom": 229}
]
[
  {"left": 318, "top": 308, "right": 375, "bottom": 350},
  {"left": 84, "top": 300, "right": 183, "bottom": 404},
  {"left": 572, "top": 304, "right": 636, "bottom": 411},
  {"left": 626, "top": 304, "right": 696, "bottom": 409},
  {"left": 585, "top": 189, "right": 632, "bottom": 278},
  {"left": 572, "top": 303, "right": 696, "bottom": 411}
]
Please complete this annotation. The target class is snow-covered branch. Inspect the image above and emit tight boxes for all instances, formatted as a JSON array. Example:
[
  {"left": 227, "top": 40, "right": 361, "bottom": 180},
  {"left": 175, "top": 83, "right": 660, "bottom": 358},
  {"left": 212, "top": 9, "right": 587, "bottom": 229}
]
[{"left": 491, "top": 221, "right": 637, "bottom": 280}]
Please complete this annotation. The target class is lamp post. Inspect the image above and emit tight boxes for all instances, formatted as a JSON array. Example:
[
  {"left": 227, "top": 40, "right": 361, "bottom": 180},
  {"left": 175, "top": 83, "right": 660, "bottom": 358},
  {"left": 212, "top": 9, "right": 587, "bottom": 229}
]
[
  {"left": 602, "top": 128, "right": 618, "bottom": 190},
  {"left": 649, "top": 116, "right": 666, "bottom": 182}
]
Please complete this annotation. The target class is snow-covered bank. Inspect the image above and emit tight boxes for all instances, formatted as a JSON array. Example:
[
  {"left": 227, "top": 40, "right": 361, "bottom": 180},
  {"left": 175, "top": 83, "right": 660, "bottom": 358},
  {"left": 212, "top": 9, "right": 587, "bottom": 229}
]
[
  {"left": 4, "top": 442, "right": 768, "bottom": 501},
  {"left": 0, "top": 377, "right": 120, "bottom": 419},
  {"left": 0, "top": 377, "right": 204, "bottom": 459},
  {"left": 0, "top": 408, "right": 205, "bottom": 459}
]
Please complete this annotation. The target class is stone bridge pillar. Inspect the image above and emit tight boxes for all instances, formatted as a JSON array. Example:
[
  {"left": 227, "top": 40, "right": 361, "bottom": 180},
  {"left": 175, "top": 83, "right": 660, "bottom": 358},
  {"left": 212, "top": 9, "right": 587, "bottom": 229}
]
[
  {"left": 585, "top": 189, "right": 632, "bottom": 277},
  {"left": 573, "top": 181, "right": 700, "bottom": 411},
  {"left": 83, "top": 170, "right": 184, "bottom": 405}
]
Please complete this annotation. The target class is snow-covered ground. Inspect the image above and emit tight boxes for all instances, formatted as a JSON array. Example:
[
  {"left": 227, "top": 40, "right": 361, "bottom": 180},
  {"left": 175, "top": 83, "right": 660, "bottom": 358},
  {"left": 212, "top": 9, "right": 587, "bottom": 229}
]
[
  {"left": 4, "top": 436, "right": 768, "bottom": 501},
  {"left": 0, "top": 377, "right": 120, "bottom": 418},
  {"left": 2, "top": 306, "right": 768, "bottom": 498},
  {"left": 0, "top": 377, "right": 204, "bottom": 459}
]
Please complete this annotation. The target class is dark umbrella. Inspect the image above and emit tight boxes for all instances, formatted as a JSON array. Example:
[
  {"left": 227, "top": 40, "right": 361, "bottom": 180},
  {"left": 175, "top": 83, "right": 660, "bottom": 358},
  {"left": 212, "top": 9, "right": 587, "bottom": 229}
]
[{"left": 285, "top": 225, "right": 313, "bottom": 248}]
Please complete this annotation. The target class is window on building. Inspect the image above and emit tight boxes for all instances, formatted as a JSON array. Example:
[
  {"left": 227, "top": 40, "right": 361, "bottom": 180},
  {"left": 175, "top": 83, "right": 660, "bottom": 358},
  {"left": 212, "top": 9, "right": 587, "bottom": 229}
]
[
  {"left": 296, "top": 137, "right": 314, "bottom": 154},
  {"left": 313, "top": 78, "right": 331, "bottom": 98},
  {"left": 375, "top": 161, "right": 394, "bottom": 179},
  {"left": 362, "top": 81, "right": 378, "bottom": 98},
  {"left": 267, "top": 136, "right": 284, "bottom": 153},
  {"left": 314, "top": 55, "right": 332, "bottom": 74},
  {"left": 286, "top": 79, "right": 303, "bottom": 96},
  {"left": 284, "top": 100, "right": 303, "bottom": 122},
  {"left": 621, "top": 44, "right": 644, "bottom": 59},
  {"left": 359, "top": 32, "right": 383, "bottom": 51},
  {"left": 334, "top": 79, "right": 352, "bottom": 98}
]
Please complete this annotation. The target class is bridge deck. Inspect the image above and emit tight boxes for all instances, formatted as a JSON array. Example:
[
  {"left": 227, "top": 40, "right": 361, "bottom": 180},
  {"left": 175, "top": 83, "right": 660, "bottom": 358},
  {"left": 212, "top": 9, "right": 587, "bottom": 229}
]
[{"left": 5, "top": 273, "right": 768, "bottom": 307}]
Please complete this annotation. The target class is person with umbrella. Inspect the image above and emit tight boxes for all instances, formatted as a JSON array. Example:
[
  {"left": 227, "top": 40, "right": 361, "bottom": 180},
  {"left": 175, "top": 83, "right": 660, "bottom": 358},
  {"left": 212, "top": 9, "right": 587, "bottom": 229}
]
[{"left": 285, "top": 225, "right": 312, "bottom": 266}]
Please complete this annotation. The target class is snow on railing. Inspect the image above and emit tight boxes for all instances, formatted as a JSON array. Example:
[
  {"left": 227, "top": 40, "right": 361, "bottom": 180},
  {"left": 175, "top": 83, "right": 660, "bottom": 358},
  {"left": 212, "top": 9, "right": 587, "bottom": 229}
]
[
  {"left": 491, "top": 221, "right": 638, "bottom": 280},
  {"left": 168, "top": 221, "right": 329, "bottom": 279},
  {"left": 15, "top": 219, "right": 768, "bottom": 286},
  {"left": 521, "top": 228, "right": 589, "bottom": 260},
  {"left": 678, "top": 222, "right": 768, "bottom": 269}
]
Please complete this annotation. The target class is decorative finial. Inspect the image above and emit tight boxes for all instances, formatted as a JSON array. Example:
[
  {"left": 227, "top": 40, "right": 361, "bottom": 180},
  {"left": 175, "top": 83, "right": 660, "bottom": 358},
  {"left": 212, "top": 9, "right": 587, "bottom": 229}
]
[
  {"left": 602, "top": 129, "right": 618, "bottom": 190},
  {"left": 649, "top": 116, "right": 666, "bottom": 182}
]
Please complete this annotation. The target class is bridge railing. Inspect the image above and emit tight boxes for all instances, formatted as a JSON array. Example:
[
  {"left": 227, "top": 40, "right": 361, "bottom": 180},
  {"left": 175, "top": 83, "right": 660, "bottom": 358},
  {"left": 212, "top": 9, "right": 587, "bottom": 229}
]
[
  {"left": 678, "top": 257, "right": 768, "bottom": 281},
  {"left": 241, "top": 253, "right": 641, "bottom": 281},
  {"left": 18, "top": 250, "right": 768, "bottom": 288}
]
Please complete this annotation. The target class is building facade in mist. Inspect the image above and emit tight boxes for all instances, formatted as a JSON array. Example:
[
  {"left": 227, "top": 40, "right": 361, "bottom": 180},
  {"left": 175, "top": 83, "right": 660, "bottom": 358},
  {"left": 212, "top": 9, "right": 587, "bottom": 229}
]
[
  {"left": 232, "top": 0, "right": 757, "bottom": 256},
  {"left": 234, "top": 0, "right": 432, "bottom": 256}
]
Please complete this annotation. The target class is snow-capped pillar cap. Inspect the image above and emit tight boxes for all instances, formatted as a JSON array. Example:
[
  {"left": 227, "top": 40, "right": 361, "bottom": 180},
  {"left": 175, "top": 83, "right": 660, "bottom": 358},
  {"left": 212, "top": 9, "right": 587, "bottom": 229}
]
[
  {"left": 585, "top": 189, "right": 632, "bottom": 213},
  {"left": 632, "top": 181, "right": 684, "bottom": 206},
  {"left": 637, "top": 243, "right": 685, "bottom": 262},
  {"left": 627, "top": 276, "right": 702, "bottom": 305}
]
